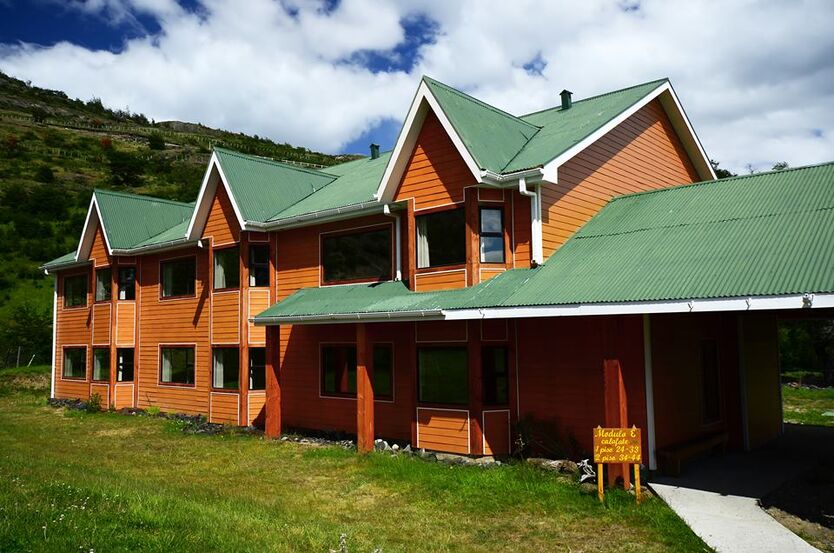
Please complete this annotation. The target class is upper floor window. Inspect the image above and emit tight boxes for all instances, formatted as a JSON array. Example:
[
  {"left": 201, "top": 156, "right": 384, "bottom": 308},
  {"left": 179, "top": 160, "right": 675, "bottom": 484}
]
[
  {"left": 160, "top": 257, "right": 196, "bottom": 298},
  {"left": 322, "top": 226, "right": 391, "bottom": 284},
  {"left": 118, "top": 267, "right": 135, "bottom": 300},
  {"left": 213, "top": 246, "right": 240, "bottom": 290},
  {"left": 416, "top": 208, "right": 465, "bottom": 269},
  {"left": 479, "top": 207, "right": 505, "bottom": 263},
  {"left": 95, "top": 268, "right": 111, "bottom": 302},
  {"left": 249, "top": 245, "right": 270, "bottom": 287},
  {"left": 63, "top": 274, "right": 87, "bottom": 308}
]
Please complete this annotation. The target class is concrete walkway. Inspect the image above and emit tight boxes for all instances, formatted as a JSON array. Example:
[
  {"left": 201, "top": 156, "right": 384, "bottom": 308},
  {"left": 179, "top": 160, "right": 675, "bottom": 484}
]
[{"left": 650, "top": 425, "right": 834, "bottom": 553}]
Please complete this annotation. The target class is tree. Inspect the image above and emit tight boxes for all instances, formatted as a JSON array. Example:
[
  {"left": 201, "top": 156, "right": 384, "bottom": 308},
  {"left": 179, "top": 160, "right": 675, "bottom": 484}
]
[
  {"left": 147, "top": 132, "right": 165, "bottom": 150},
  {"left": 710, "top": 159, "right": 737, "bottom": 179},
  {"left": 107, "top": 148, "right": 144, "bottom": 187},
  {"left": 772, "top": 161, "right": 789, "bottom": 171},
  {"left": 0, "top": 302, "right": 52, "bottom": 366}
]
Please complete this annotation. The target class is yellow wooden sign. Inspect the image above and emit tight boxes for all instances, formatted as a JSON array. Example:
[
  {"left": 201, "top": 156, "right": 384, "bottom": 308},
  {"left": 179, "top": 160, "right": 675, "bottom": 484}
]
[{"left": 593, "top": 426, "right": 641, "bottom": 464}]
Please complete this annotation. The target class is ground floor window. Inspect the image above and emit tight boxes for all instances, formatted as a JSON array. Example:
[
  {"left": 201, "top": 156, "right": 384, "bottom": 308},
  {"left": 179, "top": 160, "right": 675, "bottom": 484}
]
[
  {"left": 700, "top": 340, "right": 721, "bottom": 424},
  {"left": 249, "top": 348, "right": 266, "bottom": 390},
  {"left": 93, "top": 348, "right": 110, "bottom": 381},
  {"left": 117, "top": 348, "right": 134, "bottom": 382},
  {"left": 372, "top": 345, "right": 393, "bottom": 400},
  {"left": 212, "top": 347, "right": 239, "bottom": 390},
  {"left": 482, "top": 346, "right": 508, "bottom": 405},
  {"left": 160, "top": 347, "right": 195, "bottom": 385},
  {"left": 321, "top": 345, "right": 356, "bottom": 397},
  {"left": 418, "top": 347, "right": 468, "bottom": 405},
  {"left": 63, "top": 347, "right": 86, "bottom": 379}
]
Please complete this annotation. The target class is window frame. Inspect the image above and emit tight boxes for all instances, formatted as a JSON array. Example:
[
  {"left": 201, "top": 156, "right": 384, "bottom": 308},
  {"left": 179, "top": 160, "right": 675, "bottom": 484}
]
[
  {"left": 63, "top": 273, "right": 88, "bottom": 309},
  {"left": 118, "top": 266, "right": 136, "bottom": 301},
  {"left": 213, "top": 245, "right": 241, "bottom": 291},
  {"left": 92, "top": 347, "right": 110, "bottom": 382},
  {"left": 482, "top": 345, "right": 509, "bottom": 407},
  {"left": 116, "top": 348, "right": 134, "bottom": 382},
  {"left": 320, "top": 224, "right": 393, "bottom": 285},
  {"left": 416, "top": 346, "right": 469, "bottom": 406},
  {"left": 249, "top": 244, "right": 270, "bottom": 288},
  {"left": 159, "top": 255, "right": 197, "bottom": 300},
  {"left": 158, "top": 345, "right": 196, "bottom": 387},
  {"left": 95, "top": 268, "right": 112, "bottom": 303},
  {"left": 212, "top": 347, "right": 240, "bottom": 391},
  {"left": 248, "top": 347, "right": 266, "bottom": 391},
  {"left": 479, "top": 206, "right": 506, "bottom": 264},
  {"left": 415, "top": 206, "right": 467, "bottom": 270},
  {"left": 62, "top": 346, "right": 87, "bottom": 380}
]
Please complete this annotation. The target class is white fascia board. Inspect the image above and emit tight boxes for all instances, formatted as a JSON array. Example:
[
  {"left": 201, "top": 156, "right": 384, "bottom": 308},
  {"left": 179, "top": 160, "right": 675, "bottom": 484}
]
[
  {"left": 75, "top": 194, "right": 112, "bottom": 261},
  {"left": 442, "top": 293, "right": 834, "bottom": 320},
  {"left": 185, "top": 153, "right": 247, "bottom": 241},
  {"left": 541, "top": 82, "right": 716, "bottom": 183},
  {"left": 375, "top": 81, "right": 482, "bottom": 203}
]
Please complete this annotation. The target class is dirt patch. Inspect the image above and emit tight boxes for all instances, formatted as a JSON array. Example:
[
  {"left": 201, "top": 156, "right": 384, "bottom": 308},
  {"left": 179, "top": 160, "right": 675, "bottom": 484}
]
[{"left": 767, "top": 507, "right": 834, "bottom": 552}]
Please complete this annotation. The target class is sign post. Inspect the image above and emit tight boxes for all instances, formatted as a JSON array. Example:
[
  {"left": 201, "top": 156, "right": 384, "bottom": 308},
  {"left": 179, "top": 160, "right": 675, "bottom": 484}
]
[{"left": 593, "top": 425, "right": 642, "bottom": 503}]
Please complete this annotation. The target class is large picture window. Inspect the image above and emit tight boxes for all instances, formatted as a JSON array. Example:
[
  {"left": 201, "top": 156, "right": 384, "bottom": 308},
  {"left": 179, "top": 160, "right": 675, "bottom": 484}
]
[
  {"left": 322, "top": 227, "right": 391, "bottom": 284},
  {"left": 160, "top": 347, "right": 195, "bottom": 385},
  {"left": 249, "top": 245, "right": 270, "bottom": 287},
  {"left": 95, "top": 268, "right": 112, "bottom": 302},
  {"left": 118, "top": 267, "right": 136, "bottom": 300},
  {"left": 416, "top": 208, "right": 466, "bottom": 269},
  {"left": 482, "top": 346, "right": 508, "bottom": 405},
  {"left": 93, "top": 348, "right": 110, "bottom": 381},
  {"left": 249, "top": 347, "right": 266, "bottom": 390},
  {"left": 418, "top": 347, "right": 468, "bottom": 405},
  {"left": 212, "top": 347, "right": 239, "bottom": 390},
  {"left": 479, "top": 207, "right": 505, "bottom": 263},
  {"left": 700, "top": 340, "right": 721, "bottom": 424},
  {"left": 160, "top": 257, "right": 196, "bottom": 298},
  {"left": 63, "top": 347, "right": 86, "bottom": 379},
  {"left": 63, "top": 274, "right": 87, "bottom": 308},
  {"left": 117, "top": 348, "right": 134, "bottom": 382},
  {"left": 213, "top": 247, "right": 240, "bottom": 290}
]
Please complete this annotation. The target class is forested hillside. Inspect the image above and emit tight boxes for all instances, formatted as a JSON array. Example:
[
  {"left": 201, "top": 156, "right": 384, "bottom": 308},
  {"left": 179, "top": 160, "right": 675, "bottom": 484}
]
[{"left": 0, "top": 71, "right": 357, "bottom": 367}]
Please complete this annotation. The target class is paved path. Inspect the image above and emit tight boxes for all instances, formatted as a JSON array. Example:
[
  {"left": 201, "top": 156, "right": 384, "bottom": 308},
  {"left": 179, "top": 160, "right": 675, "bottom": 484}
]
[{"left": 650, "top": 425, "right": 833, "bottom": 553}]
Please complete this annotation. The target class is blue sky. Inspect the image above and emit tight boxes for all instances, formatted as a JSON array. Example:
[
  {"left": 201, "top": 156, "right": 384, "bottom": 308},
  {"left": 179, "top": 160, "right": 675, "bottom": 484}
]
[{"left": 1, "top": 0, "right": 832, "bottom": 171}]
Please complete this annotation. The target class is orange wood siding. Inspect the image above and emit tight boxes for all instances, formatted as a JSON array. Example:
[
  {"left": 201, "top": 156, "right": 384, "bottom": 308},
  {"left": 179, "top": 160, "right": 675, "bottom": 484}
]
[
  {"left": 541, "top": 99, "right": 701, "bottom": 258},
  {"left": 247, "top": 391, "right": 266, "bottom": 426},
  {"left": 203, "top": 185, "right": 240, "bottom": 246},
  {"left": 115, "top": 302, "right": 136, "bottom": 346},
  {"left": 211, "top": 291, "right": 240, "bottom": 344},
  {"left": 54, "top": 268, "right": 92, "bottom": 400},
  {"left": 511, "top": 191, "right": 532, "bottom": 268},
  {"left": 417, "top": 408, "right": 470, "bottom": 454},
  {"left": 415, "top": 269, "right": 466, "bottom": 291},
  {"left": 482, "top": 409, "right": 511, "bottom": 456},
  {"left": 394, "top": 111, "right": 476, "bottom": 210},
  {"left": 90, "top": 223, "right": 110, "bottom": 266},
  {"left": 481, "top": 320, "right": 508, "bottom": 342},
  {"left": 92, "top": 303, "right": 111, "bottom": 345},
  {"left": 89, "top": 383, "right": 110, "bottom": 408},
  {"left": 479, "top": 268, "right": 504, "bottom": 282},
  {"left": 113, "top": 383, "right": 135, "bottom": 409},
  {"left": 415, "top": 320, "right": 468, "bottom": 343},
  {"left": 478, "top": 188, "right": 504, "bottom": 203},
  {"left": 209, "top": 392, "right": 240, "bottom": 424},
  {"left": 247, "top": 290, "right": 270, "bottom": 345},
  {"left": 137, "top": 249, "right": 210, "bottom": 415}
]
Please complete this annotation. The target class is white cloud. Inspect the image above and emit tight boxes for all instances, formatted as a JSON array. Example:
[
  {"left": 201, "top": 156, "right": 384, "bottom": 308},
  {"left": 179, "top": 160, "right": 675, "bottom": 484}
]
[{"left": 1, "top": 0, "right": 833, "bottom": 172}]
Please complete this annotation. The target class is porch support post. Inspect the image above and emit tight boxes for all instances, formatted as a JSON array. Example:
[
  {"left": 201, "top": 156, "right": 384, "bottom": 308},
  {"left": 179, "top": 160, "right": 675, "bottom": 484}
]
[
  {"left": 468, "top": 320, "right": 483, "bottom": 455},
  {"left": 603, "top": 358, "right": 631, "bottom": 489},
  {"left": 265, "top": 325, "right": 282, "bottom": 438},
  {"left": 356, "top": 322, "right": 375, "bottom": 453},
  {"left": 642, "top": 314, "right": 657, "bottom": 470}
]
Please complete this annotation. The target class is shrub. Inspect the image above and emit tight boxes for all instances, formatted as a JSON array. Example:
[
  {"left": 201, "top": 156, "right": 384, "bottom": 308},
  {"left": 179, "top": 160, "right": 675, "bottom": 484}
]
[
  {"left": 100, "top": 137, "right": 112, "bottom": 150},
  {"left": 146, "top": 406, "right": 161, "bottom": 416},
  {"left": 34, "top": 165, "right": 54, "bottom": 183},
  {"left": 86, "top": 393, "right": 103, "bottom": 413},
  {"left": 147, "top": 132, "right": 165, "bottom": 150}
]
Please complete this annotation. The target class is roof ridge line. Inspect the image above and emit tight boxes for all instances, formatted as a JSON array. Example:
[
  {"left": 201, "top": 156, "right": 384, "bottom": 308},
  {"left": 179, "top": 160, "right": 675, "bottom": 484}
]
[
  {"left": 213, "top": 146, "right": 340, "bottom": 178},
  {"left": 93, "top": 188, "right": 194, "bottom": 208},
  {"left": 422, "top": 76, "right": 541, "bottom": 132},
  {"left": 610, "top": 160, "right": 834, "bottom": 204},
  {"left": 519, "top": 78, "right": 669, "bottom": 119}
]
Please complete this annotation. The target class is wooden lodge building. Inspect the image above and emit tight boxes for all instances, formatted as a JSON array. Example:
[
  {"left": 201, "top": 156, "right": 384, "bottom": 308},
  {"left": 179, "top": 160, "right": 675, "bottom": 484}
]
[{"left": 42, "top": 77, "right": 834, "bottom": 474}]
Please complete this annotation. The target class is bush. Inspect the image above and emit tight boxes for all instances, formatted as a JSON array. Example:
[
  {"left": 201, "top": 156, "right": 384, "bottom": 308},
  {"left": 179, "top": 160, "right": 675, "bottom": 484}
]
[
  {"left": 86, "top": 393, "right": 103, "bottom": 413},
  {"left": 34, "top": 165, "right": 54, "bottom": 183},
  {"left": 147, "top": 132, "right": 165, "bottom": 150}
]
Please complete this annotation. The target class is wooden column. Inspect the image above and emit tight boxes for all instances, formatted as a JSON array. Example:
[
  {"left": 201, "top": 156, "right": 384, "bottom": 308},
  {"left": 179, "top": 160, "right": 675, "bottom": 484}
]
[
  {"left": 603, "top": 358, "right": 631, "bottom": 489},
  {"left": 356, "top": 323, "right": 374, "bottom": 453},
  {"left": 468, "top": 320, "right": 483, "bottom": 455},
  {"left": 239, "top": 232, "right": 249, "bottom": 426},
  {"left": 109, "top": 260, "right": 118, "bottom": 408},
  {"left": 464, "top": 188, "right": 480, "bottom": 286},
  {"left": 405, "top": 199, "right": 416, "bottom": 290},
  {"left": 265, "top": 325, "right": 282, "bottom": 438}
]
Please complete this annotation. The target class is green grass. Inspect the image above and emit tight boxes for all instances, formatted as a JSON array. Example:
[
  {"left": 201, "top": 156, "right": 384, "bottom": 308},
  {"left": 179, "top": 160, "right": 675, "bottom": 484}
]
[
  {"left": 783, "top": 385, "right": 834, "bottom": 427},
  {"left": 0, "top": 367, "right": 709, "bottom": 552}
]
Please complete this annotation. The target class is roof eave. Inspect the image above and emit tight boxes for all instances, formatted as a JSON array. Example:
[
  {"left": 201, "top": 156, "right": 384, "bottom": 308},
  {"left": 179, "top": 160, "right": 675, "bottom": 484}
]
[
  {"left": 252, "top": 308, "right": 444, "bottom": 326},
  {"left": 250, "top": 200, "right": 391, "bottom": 232},
  {"left": 110, "top": 237, "right": 201, "bottom": 256},
  {"left": 41, "top": 259, "right": 92, "bottom": 275}
]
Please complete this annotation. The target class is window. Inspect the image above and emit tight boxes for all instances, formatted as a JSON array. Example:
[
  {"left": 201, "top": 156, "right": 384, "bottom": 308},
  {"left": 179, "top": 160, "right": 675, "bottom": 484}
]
[
  {"left": 212, "top": 347, "right": 239, "bottom": 390},
  {"left": 160, "top": 347, "right": 195, "bottom": 385},
  {"left": 249, "top": 245, "right": 270, "bottom": 287},
  {"left": 482, "top": 346, "right": 508, "bottom": 405},
  {"left": 249, "top": 347, "right": 266, "bottom": 390},
  {"left": 700, "top": 340, "right": 721, "bottom": 424},
  {"left": 322, "top": 227, "right": 391, "bottom": 283},
  {"left": 118, "top": 267, "right": 136, "bottom": 300},
  {"left": 416, "top": 208, "right": 466, "bottom": 269},
  {"left": 95, "top": 268, "right": 112, "bottom": 302},
  {"left": 117, "top": 348, "right": 134, "bottom": 382},
  {"left": 418, "top": 347, "right": 468, "bottom": 405},
  {"left": 321, "top": 345, "right": 356, "bottom": 397},
  {"left": 93, "top": 348, "right": 110, "bottom": 381},
  {"left": 479, "top": 207, "right": 505, "bottom": 263},
  {"left": 373, "top": 345, "right": 393, "bottom": 400},
  {"left": 63, "top": 274, "right": 87, "bottom": 308},
  {"left": 160, "top": 257, "right": 195, "bottom": 298},
  {"left": 63, "top": 348, "right": 86, "bottom": 379},
  {"left": 213, "top": 247, "right": 240, "bottom": 290}
]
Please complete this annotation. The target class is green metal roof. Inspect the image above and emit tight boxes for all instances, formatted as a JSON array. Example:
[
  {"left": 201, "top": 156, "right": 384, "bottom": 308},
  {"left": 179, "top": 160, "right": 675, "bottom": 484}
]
[
  {"left": 42, "top": 251, "right": 81, "bottom": 271},
  {"left": 253, "top": 162, "right": 834, "bottom": 323},
  {"left": 94, "top": 189, "right": 193, "bottom": 250}
]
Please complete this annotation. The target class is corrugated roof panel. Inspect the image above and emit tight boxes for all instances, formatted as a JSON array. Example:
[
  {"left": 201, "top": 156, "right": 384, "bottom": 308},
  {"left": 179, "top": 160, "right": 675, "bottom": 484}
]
[{"left": 94, "top": 189, "right": 193, "bottom": 250}]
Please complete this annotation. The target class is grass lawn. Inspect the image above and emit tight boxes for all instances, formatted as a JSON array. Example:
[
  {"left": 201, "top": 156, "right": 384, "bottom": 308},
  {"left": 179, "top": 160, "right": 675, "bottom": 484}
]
[
  {"left": 783, "top": 385, "right": 834, "bottom": 427},
  {"left": 0, "top": 366, "right": 709, "bottom": 552}
]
